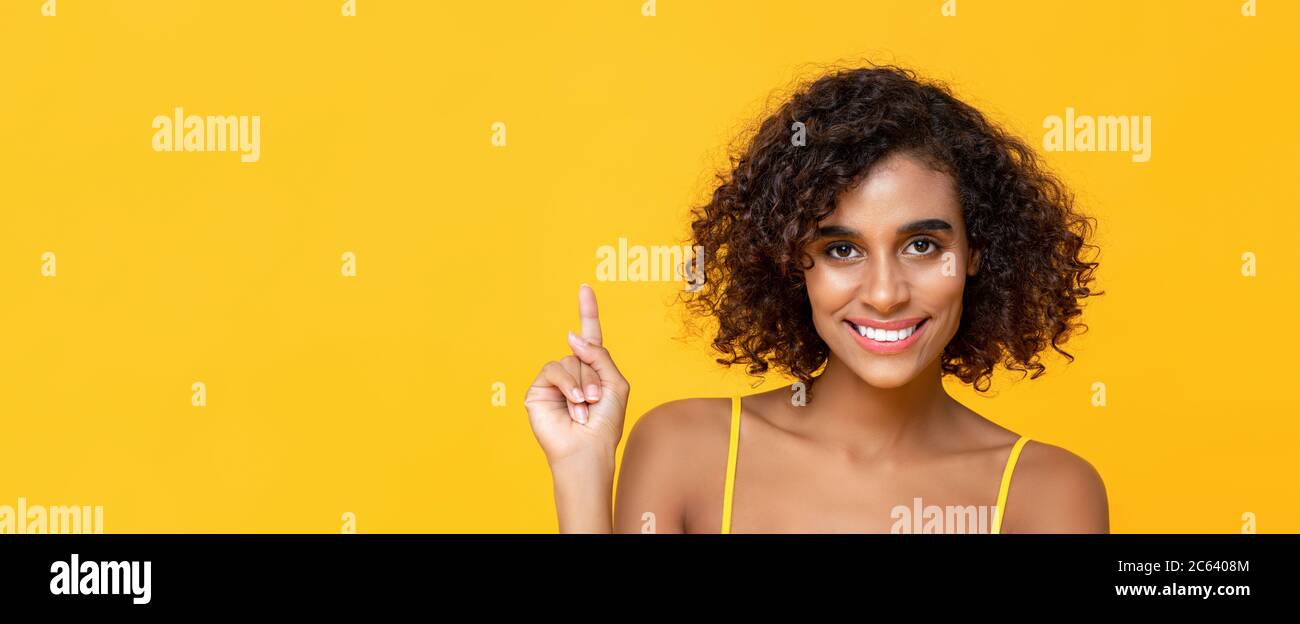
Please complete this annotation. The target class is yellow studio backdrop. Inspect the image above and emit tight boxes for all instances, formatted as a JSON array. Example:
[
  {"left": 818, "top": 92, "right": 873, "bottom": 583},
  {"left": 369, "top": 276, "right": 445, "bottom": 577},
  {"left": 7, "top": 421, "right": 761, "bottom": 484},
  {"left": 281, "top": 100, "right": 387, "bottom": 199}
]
[{"left": 0, "top": 0, "right": 1296, "bottom": 533}]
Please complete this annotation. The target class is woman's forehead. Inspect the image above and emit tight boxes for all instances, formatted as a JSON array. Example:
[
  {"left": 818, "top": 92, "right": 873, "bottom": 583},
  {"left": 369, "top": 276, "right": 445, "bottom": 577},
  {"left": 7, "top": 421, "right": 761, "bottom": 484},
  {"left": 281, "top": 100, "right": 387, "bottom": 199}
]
[{"left": 828, "top": 154, "right": 962, "bottom": 229}]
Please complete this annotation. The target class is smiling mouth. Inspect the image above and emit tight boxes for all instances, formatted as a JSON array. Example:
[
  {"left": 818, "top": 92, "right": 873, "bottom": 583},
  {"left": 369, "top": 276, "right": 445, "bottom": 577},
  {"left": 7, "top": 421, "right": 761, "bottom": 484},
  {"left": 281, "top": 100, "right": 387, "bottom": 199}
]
[
  {"left": 845, "top": 318, "right": 927, "bottom": 342},
  {"left": 842, "top": 318, "right": 929, "bottom": 353}
]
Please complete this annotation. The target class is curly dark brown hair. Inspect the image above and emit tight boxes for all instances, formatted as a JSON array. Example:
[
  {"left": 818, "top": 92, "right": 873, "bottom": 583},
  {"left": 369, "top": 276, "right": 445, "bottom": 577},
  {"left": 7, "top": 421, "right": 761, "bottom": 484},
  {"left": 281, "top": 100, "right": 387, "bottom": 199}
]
[{"left": 681, "top": 64, "right": 1101, "bottom": 393}]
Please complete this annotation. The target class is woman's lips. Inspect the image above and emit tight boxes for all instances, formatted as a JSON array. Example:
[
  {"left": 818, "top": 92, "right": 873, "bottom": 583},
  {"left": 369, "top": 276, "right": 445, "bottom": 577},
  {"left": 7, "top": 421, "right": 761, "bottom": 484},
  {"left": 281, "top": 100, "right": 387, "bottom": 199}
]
[{"left": 844, "top": 318, "right": 928, "bottom": 355}]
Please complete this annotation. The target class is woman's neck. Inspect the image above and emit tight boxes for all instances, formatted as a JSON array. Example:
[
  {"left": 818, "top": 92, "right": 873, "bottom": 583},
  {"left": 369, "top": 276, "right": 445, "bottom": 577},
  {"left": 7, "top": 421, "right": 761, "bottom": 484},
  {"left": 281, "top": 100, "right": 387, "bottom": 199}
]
[{"left": 799, "top": 354, "right": 957, "bottom": 456}]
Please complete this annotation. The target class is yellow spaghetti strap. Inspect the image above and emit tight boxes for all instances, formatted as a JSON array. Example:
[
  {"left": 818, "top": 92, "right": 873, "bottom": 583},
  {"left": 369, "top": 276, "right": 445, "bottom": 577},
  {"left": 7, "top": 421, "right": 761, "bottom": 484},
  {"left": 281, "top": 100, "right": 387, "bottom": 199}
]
[
  {"left": 991, "top": 436, "right": 1031, "bottom": 534},
  {"left": 720, "top": 396, "right": 742, "bottom": 534}
]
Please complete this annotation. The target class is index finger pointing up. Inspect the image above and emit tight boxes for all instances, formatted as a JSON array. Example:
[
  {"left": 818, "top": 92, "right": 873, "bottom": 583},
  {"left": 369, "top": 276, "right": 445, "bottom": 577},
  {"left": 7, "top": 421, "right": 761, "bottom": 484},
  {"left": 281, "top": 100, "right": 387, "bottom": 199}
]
[{"left": 578, "top": 283, "right": 603, "bottom": 346}]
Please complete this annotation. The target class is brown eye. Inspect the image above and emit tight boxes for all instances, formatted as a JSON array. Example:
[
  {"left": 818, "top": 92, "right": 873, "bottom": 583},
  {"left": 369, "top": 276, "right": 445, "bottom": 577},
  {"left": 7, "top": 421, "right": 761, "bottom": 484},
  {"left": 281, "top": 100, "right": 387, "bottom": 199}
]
[
  {"left": 907, "top": 239, "right": 937, "bottom": 255},
  {"left": 827, "top": 242, "right": 861, "bottom": 260}
]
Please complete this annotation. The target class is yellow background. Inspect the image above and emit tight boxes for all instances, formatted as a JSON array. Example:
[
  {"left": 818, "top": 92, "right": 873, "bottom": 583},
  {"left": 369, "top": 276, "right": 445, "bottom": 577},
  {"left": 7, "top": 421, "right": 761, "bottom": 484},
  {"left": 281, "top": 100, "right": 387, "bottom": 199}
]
[{"left": 1, "top": 0, "right": 1295, "bottom": 533}]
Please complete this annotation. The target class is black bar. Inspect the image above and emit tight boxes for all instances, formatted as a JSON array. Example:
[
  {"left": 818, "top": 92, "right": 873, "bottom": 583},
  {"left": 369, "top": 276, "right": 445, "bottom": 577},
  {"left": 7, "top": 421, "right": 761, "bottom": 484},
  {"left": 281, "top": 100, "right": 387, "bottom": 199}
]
[{"left": 0, "top": 534, "right": 1284, "bottom": 611}]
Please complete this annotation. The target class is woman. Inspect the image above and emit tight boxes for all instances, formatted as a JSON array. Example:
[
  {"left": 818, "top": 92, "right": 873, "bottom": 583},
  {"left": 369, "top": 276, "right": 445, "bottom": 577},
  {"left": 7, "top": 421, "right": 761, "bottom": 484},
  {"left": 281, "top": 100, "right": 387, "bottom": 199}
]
[{"left": 525, "top": 65, "right": 1108, "bottom": 533}]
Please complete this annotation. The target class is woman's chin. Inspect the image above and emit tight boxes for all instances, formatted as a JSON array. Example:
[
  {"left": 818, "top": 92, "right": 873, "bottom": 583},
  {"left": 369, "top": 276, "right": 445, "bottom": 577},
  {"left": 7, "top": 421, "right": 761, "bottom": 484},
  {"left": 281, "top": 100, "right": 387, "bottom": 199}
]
[{"left": 845, "top": 360, "right": 922, "bottom": 389}]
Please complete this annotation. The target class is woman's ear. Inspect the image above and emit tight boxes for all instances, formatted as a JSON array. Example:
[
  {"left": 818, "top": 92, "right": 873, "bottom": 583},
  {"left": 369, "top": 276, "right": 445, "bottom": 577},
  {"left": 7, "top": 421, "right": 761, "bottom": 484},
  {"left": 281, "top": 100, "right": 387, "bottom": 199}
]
[{"left": 967, "top": 248, "right": 981, "bottom": 276}]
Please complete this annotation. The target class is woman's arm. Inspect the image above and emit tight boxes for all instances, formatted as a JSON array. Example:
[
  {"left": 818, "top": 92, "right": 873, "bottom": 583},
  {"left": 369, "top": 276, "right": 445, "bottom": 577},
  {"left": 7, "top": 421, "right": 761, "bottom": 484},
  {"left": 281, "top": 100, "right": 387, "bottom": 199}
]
[
  {"left": 612, "top": 398, "right": 733, "bottom": 533},
  {"left": 524, "top": 285, "right": 630, "bottom": 533},
  {"left": 611, "top": 403, "right": 696, "bottom": 533},
  {"left": 1001, "top": 442, "right": 1111, "bottom": 533},
  {"left": 550, "top": 452, "right": 616, "bottom": 533}
]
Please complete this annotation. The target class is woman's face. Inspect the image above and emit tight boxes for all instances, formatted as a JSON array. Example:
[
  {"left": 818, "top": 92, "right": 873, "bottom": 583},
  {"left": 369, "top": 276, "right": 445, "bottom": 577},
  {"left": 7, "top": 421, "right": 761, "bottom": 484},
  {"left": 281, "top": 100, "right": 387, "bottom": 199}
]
[{"left": 803, "top": 150, "right": 979, "bottom": 389}]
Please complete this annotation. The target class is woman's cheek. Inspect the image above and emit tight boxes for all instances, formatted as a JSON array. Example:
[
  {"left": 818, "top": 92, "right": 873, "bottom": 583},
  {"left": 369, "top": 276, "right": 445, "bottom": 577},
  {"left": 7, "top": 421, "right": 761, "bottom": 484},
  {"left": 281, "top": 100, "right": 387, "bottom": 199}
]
[
  {"left": 908, "top": 261, "right": 967, "bottom": 340},
  {"left": 908, "top": 262, "right": 966, "bottom": 302},
  {"left": 805, "top": 266, "right": 860, "bottom": 312}
]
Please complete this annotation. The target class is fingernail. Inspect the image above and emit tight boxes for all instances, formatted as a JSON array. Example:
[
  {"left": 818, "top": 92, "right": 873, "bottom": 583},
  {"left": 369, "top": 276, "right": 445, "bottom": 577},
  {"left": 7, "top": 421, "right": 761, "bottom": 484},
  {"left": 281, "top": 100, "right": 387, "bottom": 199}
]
[
  {"left": 567, "top": 331, "right": 587, "bottom": 347},
  {"left": 574, "top": 403, "right": 588, "bottom": 424},
  {"left": 570, "top": 387, "right": 585, "bottom": 403},
  {"left": 586, "top": 385, "right": 600, "bottom": 401}
]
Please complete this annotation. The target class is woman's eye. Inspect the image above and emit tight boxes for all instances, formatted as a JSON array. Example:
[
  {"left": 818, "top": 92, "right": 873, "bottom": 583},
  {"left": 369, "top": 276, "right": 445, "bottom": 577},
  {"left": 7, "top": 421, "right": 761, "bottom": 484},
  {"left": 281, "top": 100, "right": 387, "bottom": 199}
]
[
  {"left": 827, "top": 243, "right": 860, "bottom": 259},
  {"left": 906, "top": 239, "right": 937, "bottom": 255}
]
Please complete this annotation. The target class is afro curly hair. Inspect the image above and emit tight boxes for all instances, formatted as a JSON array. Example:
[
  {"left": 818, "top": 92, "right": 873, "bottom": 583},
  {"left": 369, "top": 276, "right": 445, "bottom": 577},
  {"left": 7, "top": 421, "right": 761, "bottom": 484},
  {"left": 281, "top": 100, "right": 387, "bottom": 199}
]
[{"left": 682, "top": 64, "right": 1102, "bottom": 393}]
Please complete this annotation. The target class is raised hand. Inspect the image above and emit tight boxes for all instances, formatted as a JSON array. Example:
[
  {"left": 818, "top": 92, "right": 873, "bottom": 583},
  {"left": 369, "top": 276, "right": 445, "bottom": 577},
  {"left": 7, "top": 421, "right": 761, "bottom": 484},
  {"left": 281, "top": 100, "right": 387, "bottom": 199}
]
[{"left": 524, "top": 284, "right": 631, "bottom": 469}]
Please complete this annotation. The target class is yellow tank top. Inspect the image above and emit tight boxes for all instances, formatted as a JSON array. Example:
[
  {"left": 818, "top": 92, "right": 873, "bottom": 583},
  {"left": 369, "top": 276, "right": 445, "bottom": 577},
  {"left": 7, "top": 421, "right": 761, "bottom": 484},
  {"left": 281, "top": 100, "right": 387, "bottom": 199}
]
[{"left": 720, "top": 395, "right": 1032, "bottom": 534}]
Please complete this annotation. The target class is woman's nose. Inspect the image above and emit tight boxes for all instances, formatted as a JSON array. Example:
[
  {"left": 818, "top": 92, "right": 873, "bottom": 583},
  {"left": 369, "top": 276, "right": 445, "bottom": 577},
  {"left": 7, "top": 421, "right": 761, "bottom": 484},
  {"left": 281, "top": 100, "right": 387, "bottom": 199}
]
[{"left": 859, "top": 256, "right": 910, "bottom": 315}]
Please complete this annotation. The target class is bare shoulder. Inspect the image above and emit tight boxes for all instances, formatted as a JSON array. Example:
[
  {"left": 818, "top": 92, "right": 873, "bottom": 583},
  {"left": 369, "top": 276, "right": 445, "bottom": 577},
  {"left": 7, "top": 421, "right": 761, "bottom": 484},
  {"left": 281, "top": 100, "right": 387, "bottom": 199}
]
[
  {"left": 1002, "top": 439, "right": 1110, "bottom": 533},
  {"left": 613, "top": 397, "right": 732, "bottom": 532},
  {"left": 627, "top": 397, "right": 731, "bottom": 445}
]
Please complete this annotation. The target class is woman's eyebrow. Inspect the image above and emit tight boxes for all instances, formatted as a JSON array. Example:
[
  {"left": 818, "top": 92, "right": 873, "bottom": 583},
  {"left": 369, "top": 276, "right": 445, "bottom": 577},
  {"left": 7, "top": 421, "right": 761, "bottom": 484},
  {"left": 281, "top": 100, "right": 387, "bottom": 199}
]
[
  {"left": 897, "top": 218, "right": 953, "bottom": 235},
  {"left": 816, "top": 219, "right": 953, "bottom": 238},
  {"left": 816, "top": 224, "right": 858, "bottom": 238}
]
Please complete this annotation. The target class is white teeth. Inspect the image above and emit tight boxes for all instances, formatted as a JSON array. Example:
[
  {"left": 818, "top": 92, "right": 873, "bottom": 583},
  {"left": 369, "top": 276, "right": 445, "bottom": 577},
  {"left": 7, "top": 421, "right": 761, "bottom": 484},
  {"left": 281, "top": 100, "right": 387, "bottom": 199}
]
[{"left": 853, "top": 322, "right": 920, "bottom": 342}]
